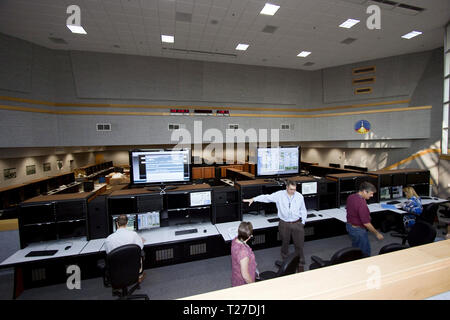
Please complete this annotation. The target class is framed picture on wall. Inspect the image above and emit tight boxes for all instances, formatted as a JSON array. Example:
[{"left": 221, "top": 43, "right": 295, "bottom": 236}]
[
  {"left": 43, "top": 162, "right": 51, "bottom": 172},
  {"left": 26, "top": 165, "right": 36, "bottom": 175},
  {"left": 4, "top": 168, "right": 16, "bottom": 180},
  {"left": 57, "top": 160, "right": 63, "bottom": 170}
]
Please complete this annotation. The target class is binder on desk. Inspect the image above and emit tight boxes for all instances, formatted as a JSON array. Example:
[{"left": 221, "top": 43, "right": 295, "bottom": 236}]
[{"left": 381, "top": 204, "right": 397, "bottom": 210}]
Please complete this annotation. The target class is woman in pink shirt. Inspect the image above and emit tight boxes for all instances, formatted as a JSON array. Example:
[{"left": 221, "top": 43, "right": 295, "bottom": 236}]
[{"left": 231, "top": 222, "right": 258, "bottom": 286}]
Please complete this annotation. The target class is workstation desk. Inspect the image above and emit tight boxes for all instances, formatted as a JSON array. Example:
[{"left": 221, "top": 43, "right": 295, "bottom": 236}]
[{"left": 1, "top": 191, "right": 447, "bottom": 299}]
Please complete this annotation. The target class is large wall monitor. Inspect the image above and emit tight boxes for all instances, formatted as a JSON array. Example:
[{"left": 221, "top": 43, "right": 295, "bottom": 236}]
[
  {"left": 256, "top": 146, "right": 300, "bottom": 177},
  {"left": 129, "top": 149, "right": 190, "bottom": 185}
]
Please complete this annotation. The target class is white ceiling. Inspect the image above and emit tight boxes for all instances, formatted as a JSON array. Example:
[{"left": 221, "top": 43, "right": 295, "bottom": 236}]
[{"left": 0, "top": 0, "right": 449, "bottom": 70}]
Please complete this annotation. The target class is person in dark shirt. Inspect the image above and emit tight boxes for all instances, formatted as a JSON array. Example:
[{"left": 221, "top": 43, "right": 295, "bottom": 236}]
[{"left": 346, "top": 181, "right": 384, "bottom": 257}]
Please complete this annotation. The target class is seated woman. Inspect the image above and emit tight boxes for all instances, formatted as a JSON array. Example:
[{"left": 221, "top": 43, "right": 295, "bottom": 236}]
[
  {"left": 402, "top": 186, "right": 423, "bottom": 232},
  {"left": 231, "top": 221, "right": 259, "bottom": 286}
]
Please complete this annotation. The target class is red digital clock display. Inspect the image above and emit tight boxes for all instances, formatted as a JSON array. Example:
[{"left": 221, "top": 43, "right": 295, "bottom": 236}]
[{"left": 170, "top": 109, "right": 190, "bottom": 114}]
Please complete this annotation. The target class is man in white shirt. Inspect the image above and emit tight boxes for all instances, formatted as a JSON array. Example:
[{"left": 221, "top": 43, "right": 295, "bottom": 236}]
[
  {"left": 105, "top": 214, "right": 146, "bottom": 282},
  {"left": 243, "top": 180, "right": 307, "bottom": 272}
]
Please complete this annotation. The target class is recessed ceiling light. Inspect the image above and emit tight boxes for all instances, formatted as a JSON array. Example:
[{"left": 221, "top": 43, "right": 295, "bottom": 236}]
[
  {"left": 297, "top": 51, "right": 311, "bottom": 57},
  {"left": 339, "top": 19, "right": 360, "bottom": 29},
  {"left": 236, "top": 43, "right": 249, "bottom": 51},
  {"left": 67, "top": 25, "right": 87, "bottom": 34},
  {"left": 161, "top": 35, "right": 174, "bottom": 43},
  {"left": 260, "top": 3, "right": 280, "bottom": 16},
  {"left": 401, "top": 31, "right": 422, "bottom": 39}
]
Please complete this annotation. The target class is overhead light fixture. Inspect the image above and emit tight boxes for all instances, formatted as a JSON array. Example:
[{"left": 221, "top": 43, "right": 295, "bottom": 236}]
[
  {"left": 297, "top": 51, "right": 311, "bottom": 57},
  {"left": 236, "top": 43, "right": 249, "bottom": 51},
  {"left": 260, "top": 3, "right": 280, "bottom": 16},
  {"left": 67, "top": 25, "right": 87, "bottom": 34},
  {"left": 339, "top": 19, "right": 360, "bottom": 29},
  {"left": 161, "top": 35, "right": 174, "bottom": 43},
  {"left": 401, "top": 30, "right": 422, "bottom": 39}
]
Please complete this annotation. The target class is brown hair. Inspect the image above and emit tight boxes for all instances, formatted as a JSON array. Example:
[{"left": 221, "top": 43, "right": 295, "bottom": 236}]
[
  {"left": 117, "top": 214, "right": 128, "bottom": 227},
  {"left": 237, "top": 221, "right": 253, "bottom": 241},
  {"left": 286, "top": 179, "right": 297, "bottom": 188},
  {"left": 403, "top": 186, "right": 419, "bottom": 199},
  {"left": 359, "top": 181, "right": 376, "bottom": 193}
]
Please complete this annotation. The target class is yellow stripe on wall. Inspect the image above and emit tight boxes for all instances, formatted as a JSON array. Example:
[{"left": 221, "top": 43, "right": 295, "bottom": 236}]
[
  {"left": 383, "top": 148, "right": 441, "bottom": 170},
  {"left": 0, "top": 95, "right": 410, "bottom": 113},
  {"left": 0, "top": 104, "right": 431, "bottom": 119}
]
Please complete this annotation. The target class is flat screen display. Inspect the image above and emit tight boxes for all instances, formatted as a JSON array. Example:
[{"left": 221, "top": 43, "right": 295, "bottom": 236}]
[
  {"left": 112, "top": 214, "right": 136, "bottom": 232},
  {"left": 391, "top": 186, "right": 403, "bottom": 199},
  {"left": 256, "top": 146, "right": 300, "bottom": 177},
  {"left": 380, "top": 187, "right": 391, "bottom": 200},
  {"left": 190, "top": 191, "right": 212, "bottom": 207},
  {"left": 130, "top": 149, "right": 190, "bottom": 185},
  {"left": 301, "top": 182, "right": 317, "bottom": 195},
  {"left": 137, "top": 212, "right": 160, "bottom": 230}
]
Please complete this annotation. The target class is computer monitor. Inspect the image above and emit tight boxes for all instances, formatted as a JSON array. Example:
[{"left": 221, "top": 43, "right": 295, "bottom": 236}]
[
  {"left": 190, "top": 191, "right": 212, "bottom": 207},
  {"left": 391, "top": 186, "right": 403, "bottom": 199},
  {"left": 112, "top": 214, "right": 137, "bottom": 232},
  {"left": 380, "top": 187, "right": 391, "bottom": 200},
  {"left": 129, "top": 149, "right": 190, "bottom": 185},
  {"left": 20, "top": 203, "right": 55, "bottom": 225},
  {"left": 256, "top": 146, "right": 300, "bottom": 177},
  {"left": 137, "top": 212, "right": 160, "bottom": 231},
  {"left": 301, "top": 182, "right": 317, "bottom": 195}
]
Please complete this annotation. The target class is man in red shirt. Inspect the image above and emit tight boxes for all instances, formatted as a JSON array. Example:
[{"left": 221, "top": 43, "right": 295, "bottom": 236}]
[{"left": 346, "top": 181, "right": 384, "bottom": 257}]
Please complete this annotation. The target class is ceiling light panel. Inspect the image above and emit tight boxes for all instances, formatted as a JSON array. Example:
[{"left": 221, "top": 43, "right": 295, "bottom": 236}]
[{"left": 260, "top": 3, "right": 280, "bottom": 16}]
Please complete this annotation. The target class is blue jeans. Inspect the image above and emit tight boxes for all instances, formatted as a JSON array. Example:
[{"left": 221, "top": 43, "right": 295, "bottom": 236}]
[{"left": 346, "top": 223, "right": 371, "bottom": 257}]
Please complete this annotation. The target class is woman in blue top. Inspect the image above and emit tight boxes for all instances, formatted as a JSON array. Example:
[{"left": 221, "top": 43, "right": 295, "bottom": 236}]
[{"left": 402, "top": 186, "right": 423, "bottom": 232}]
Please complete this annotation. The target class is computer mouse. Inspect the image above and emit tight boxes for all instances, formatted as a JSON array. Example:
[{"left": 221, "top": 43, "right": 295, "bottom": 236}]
[{"left": 65, "top": 246, "right": 71, "bottom": 250}]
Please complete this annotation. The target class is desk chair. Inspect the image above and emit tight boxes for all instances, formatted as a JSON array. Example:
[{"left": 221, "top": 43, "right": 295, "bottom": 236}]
[
  {"left": 390, "top": 219, "right": 436, "bottom": 247},
  {"left": 407, "top": 220, "right": 436, "bottom": 247},
  {"left": 257, "top": 253, "right": 299, "bottom": 280},
  {"left": 418, "top": 203, "right": 439, "bottom": 225},
  {"left": 378, "top": 243, "right": 409, "bottom": 255},
  {"left": 309, "top": 247, "right": 364, "bottom": 270},
  {"left": 100, "top": 244, "right": 149, "bottom": 300}
]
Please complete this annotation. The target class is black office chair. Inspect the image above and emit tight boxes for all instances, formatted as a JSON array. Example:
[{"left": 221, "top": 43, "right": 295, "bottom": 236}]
[
  {"left": 407, "top": 220, "right": 436, "bottom": 247},
  {"left": 390, "top": 203, "right": 437, "bottom": 243},
  {"left": 100, "top": 244, "right": 149, "bottom": 300},
  {"left": 378, "top": 243, "right": 409, "bottom": 255},
  {"left": 417, "top": 203, "right": 439, "bottom": 225},
  {"left": 258, "top": 253, "right": 300, "bottom": 280},
  {"left": 309, "top": 247, "right": 364, "bottom": 270}
]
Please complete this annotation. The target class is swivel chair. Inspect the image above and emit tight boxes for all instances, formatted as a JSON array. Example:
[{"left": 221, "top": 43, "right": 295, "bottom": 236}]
[
  {"left": 100, "top": 244, "right": 149, "bottom": 300},
  {"left": 378, "top": 243, "right": 409, "bottom": 255},
  {"left": 392, "top": 204, "right": 438, "bottom": 245},
  {"left": 406, "top": 220, "right": 436, "bottom": 247},
  {"left": 417, "top": 203, "right": 439, "bottom": 225},
  {"left": 309, "top": 247, "right": 364, "bottom": 270},
  {"left": 258, "top": 253, "right": 300, "bottom": 280}
]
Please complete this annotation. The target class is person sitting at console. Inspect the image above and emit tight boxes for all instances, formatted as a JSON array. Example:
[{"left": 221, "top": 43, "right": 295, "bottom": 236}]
[
  {"left": 401, "top": 186, "right": 423, "bottom": 232},
  {"left": 105, "top": 214, "right": 146, "bottom": 283},
  {"left": 231, "top": 222, "right": 259, "bottom": 286}
]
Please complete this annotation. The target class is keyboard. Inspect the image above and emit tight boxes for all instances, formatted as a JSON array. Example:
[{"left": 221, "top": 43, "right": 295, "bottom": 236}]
[
  {"left": 175, "top": 229, "right": 198, "bottom": 236},
  {"left": 387, "top": 200, "right": 401, "bottom": 205},
  {"left": 25, "top": 250, "right": 58, "bottom": 257},
  {"left": 267, "top": 218, "right": 280, "bottom": 223},
  {"left": 307, "top": 214, "right": 316, "bottom": 218}
]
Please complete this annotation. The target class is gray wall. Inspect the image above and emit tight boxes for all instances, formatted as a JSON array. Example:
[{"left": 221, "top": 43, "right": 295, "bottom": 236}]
[{"left": 0, "top": 33, "right": 445, "bottom": 196}]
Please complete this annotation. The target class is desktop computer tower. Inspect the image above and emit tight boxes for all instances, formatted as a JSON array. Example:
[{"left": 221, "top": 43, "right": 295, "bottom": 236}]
[{"left": 87, "top": 195, "right": 109, "bottom": 239}]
